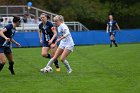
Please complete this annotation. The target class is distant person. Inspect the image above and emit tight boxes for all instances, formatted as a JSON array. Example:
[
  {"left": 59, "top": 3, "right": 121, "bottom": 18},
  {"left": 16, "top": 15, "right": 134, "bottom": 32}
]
[
  {"left": 27, "top": 14, "right": 32, "bottom": 23},
  {"left": 8, "top": 18, "right": 12, "bottom": 24},
  {"left": 106, "top": 14, "right": 120, "bottom": 47},
  {"left": 23, "top": 11, "right": 28, "bottom": 23},
  {"left": 40, "top": 15, "right": 74, "bottom": 74},
  {"left": 38, "top": 13, "right": 60, "bottom": 72},
  {"left": 33, "top": 16, "right": 39, "bottom": 24},
  {"left": 0, "top": 17, "right": 3, "bottom": 27},
  {"left": 0, "top": 16, "right": 21, "bottom": 75},
  {"left": 4, "top": 18, "right": 8, "bottom": 26}
]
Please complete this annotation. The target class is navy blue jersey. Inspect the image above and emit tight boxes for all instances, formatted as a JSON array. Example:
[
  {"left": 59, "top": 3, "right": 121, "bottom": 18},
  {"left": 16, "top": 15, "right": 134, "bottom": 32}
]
[
  {"left": 107, "top": 20, "right": 117, "bottom": 32},
  {"left": 39, "top": 21, "right": 54, "bottom": 42},
  {"left": 0, "top": 24, "right": 16, "bottom": 47}
]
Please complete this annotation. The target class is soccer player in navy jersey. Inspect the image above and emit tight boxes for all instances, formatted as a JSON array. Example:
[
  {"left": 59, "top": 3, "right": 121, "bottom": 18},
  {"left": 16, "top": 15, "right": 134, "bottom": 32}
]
[
  {"left": 38, "top": 13, "right": 60, "bottom": 72},
  {"left": 0, "top": 16, "right": 21, "bottom": 75},
  {"left": 106, "top": 14, "right": 120, "bottom": 47}
]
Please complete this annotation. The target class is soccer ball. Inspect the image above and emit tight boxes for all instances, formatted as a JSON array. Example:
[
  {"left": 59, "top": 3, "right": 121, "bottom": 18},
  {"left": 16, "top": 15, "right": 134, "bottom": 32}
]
[{"left": 43, "top": 66, "right": 53, "bottom": 73}]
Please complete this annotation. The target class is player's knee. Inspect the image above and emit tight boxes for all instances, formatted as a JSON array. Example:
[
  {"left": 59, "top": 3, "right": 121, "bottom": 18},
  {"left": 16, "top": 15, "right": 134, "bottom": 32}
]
[
  {"left": 110, "top": 37, "right": 114, "bottom": 40},
  {"left": 2, "top": 62, "right": 6, "bottom": 64},
  {"left": 41, "top": 53, "right": 47, "bottom": 57},
  {"left": 1, "top": 60, "right": 6, "bottom": 64}
]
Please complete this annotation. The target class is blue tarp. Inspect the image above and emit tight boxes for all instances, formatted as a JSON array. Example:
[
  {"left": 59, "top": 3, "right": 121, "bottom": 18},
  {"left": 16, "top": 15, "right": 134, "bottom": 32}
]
[{"left": 12, "top": 29, "right": 140, "bottom": 47}]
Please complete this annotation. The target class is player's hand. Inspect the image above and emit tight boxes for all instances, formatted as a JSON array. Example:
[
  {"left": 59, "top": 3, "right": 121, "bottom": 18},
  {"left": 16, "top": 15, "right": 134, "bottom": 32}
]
[
  {"left": 40, "top": 39, "right": 42, "bottom": 43},
  {"left": 15, "top": 42, "right": 21, "bottom": 47},
  {"left": 5, "top": 37, "right": 10, "bottom": 42},
  {"left": 48, "top": 40, "right": 53, "bottom": 45},
  {"left": 56, "top": 38, "right": 61, "bottom": 43},
  {"left": 51, "top": 43, "right": 56, "bottom": 49}
]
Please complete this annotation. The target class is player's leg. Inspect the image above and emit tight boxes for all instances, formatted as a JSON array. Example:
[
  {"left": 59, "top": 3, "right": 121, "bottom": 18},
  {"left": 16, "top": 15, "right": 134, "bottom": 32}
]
[
  {"left": 46, "top": 47, "right": 63, "bottom": 67},
  {"left": 50, "top": 44, "right": 60, "bottom": 71},
  {"left": 60, "top": 46, "right": 73, "bottom": 74},
  {"left": 4, "top": 47, "right": 15, "bottom": 75},
  {"left": 40, "top": 47, "right": 63, "bottom": 72},
  {"left": 0, "top": 53, "right": 6, "bottom": 72},
  {"left": 112, "top": 33, "right": 118, "bottom": 47},
  {"left": 5, "top": 53, "right": 15, "bottom": 75},
  {"left": 110, "top": 34, "right": 114, "bottom": 47},
  {"left": 0, "top": 47, "right": 7, "bottom": 72},
  {"left": 41, "top": 47, "right": 51, "bottom": 58}
]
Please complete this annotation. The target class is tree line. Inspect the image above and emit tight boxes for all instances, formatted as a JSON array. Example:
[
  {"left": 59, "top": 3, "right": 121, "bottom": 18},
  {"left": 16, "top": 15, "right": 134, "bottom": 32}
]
[{"left": 0, "top": 0, "right": 140, "bottom": 29}]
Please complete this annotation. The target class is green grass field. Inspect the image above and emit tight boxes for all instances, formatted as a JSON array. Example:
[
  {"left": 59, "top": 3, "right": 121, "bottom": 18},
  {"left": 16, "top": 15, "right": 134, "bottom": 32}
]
[{"left": 0, "top": 44, "right": 140, "bottom": 93}]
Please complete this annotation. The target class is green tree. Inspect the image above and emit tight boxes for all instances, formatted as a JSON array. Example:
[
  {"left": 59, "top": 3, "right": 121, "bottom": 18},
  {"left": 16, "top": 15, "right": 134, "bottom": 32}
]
[
  {"left": 0, "top": 0, "right": 139, "bottom": 29},
  {"left": 59, "top": 0, "right": 110, "bottom": 29}
]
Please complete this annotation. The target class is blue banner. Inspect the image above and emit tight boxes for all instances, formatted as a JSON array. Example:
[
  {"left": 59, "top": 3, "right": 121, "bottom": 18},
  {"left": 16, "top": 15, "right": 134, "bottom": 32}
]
[{"left": 13, "top": 29, "right": 140, "bottom": 47}]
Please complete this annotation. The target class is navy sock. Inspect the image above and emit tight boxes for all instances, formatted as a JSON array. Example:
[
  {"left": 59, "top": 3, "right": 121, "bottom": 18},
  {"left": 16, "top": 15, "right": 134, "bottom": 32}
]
[
  {"left": 54, "top": 59, "right": 59, "bottom": 68},
  {"left": 110, "top": 40, "right": 113, "bottom": 47},
  {"left": 9, "top": 62, "right": 14, "bottom": 68},
  {"left": 46, "top": 54, "right": 51, "bottom": 59},
  {"left": 0, "top": 63, "right": 4, "bottom": 71},
  {"left": 113, "top": 40, "right": 118, "bottom": 47},
  {"left": 8, "top": 62, "right": 15, "bottom": 75}
]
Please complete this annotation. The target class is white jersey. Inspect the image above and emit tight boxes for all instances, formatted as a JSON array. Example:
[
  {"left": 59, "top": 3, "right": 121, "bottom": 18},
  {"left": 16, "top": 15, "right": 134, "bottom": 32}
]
[{"left": 57, "top": 23, "right": 74, "bottom": 47}]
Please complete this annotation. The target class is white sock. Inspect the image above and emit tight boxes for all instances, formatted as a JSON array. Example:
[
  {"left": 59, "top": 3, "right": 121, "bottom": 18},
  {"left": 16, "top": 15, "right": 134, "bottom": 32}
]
[
  {"left": 63, "top": 60, "right": 71, "bottom": 70},
  {"left": 46, "top": 58, "right": 54, "bottom": 67}
]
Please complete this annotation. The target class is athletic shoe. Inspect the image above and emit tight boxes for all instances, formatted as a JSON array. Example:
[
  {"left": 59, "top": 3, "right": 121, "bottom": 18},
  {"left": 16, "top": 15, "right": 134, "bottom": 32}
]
[
  {"left": 8, "top": 67, "right": 15, "bottom": 75},
  {"left": 115, "top": 44, "right": 118, "bottom": 47},
  {"left": 40, "top": 67, "right": 46, "bottom": 72},
  {"left": 56, "top": 68, "right": 60, "bottom": 72},
  {"left": 67, "top": 69, "right": 72, "bottom": 74}
]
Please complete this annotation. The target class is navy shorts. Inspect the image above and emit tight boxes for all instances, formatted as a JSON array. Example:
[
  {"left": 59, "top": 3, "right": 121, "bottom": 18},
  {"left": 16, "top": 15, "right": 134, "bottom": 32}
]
[
  {"left": 109, "top": 32, "right": 116, "bottom": 36},
  {"left": 0, "top": 46, "right": 12, "bottom": 54},
  {"left": 42, "top": 39, "right": 56, "bottom": 47}
]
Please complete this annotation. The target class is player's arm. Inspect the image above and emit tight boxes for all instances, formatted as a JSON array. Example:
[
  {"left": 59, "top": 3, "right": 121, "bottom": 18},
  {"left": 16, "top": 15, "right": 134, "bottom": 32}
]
[
  {"left": 57, "top": 28, "right": 70, "bottom": 43},
  {"left": 0, "top": 28, "right": 10, "bottom": 41},
  {"left": 10, "top": 38, "right": 21, "bottom": 47},
  {"left": 52, "top": 28, "right": 69, "bottom": 48},
  {"left": 48, "top": 27, "right": 57, "bottom": 45},
  {"left": 38, "top": 29, "right": 42, "bottom": 43},
  {"left": 106, "top": 24, "right": 109, "bottom": 33},
  {"left": 116, "top": 23, "right": 120, "bottom": 31}
]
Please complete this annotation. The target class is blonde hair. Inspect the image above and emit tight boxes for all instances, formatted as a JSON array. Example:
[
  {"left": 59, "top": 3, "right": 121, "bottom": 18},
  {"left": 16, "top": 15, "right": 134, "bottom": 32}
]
[{"left": 53, "top": 15, "right": 64, "bottom": 22}]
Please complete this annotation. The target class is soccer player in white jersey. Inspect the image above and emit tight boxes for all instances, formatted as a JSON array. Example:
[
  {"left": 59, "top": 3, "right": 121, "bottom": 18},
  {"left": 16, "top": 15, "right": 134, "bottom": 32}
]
[{"left": 40, "top": 15, "right": 74, "bottom": 74}]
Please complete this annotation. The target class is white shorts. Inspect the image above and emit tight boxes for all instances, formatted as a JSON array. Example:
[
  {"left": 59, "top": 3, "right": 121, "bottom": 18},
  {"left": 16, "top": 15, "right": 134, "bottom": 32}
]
[{"left": 58, "top": 45, "right": 74, "bottom": 52}]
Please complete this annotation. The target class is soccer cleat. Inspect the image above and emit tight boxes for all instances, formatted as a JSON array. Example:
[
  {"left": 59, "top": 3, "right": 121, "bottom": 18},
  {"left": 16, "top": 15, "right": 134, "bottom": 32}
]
[
  {"left": 115, "top": 44, "right": 118, "bottom": 47},
  {"left": 40, "top": 67, "right": 46, "bottom": 72},
  {"left": 8, "top": 67, "right": 15, "bottom": 75},
  {"left": 56, "top": 68, "right": 60, "bottom": 72},
  {"left": 67, "top": 69, "right": 72, "bottom": 74}
]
